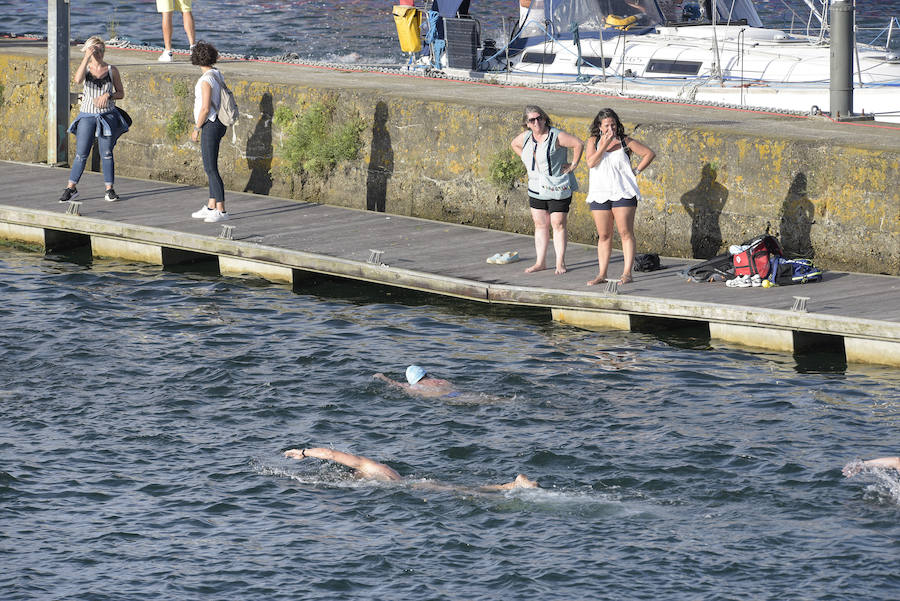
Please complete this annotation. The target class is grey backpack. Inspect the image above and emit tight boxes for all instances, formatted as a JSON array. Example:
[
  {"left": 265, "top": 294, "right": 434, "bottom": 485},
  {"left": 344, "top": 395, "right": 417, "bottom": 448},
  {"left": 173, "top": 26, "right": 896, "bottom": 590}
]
[{"left": 213, "top": 71, "right": 238, "bottom": 126}]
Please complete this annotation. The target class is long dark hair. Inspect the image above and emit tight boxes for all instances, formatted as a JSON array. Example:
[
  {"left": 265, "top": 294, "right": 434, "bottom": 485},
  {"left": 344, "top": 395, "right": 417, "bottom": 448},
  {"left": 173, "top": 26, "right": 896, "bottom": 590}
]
[{"left": 589, "top": 108, "right": 626, "bottom": 139}]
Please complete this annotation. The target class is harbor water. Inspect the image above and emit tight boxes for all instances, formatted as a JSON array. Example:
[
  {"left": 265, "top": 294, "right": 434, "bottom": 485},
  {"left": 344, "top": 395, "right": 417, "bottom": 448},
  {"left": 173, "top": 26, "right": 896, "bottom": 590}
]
[
  {"left": 1, "top": 0, "right": 898, "bottom": 62},
  {"left": 2, "top": 1, "right": 900, "bottom": 598},
  {"left": 2, "top": 246, "right": 899, "bottom": 600}
]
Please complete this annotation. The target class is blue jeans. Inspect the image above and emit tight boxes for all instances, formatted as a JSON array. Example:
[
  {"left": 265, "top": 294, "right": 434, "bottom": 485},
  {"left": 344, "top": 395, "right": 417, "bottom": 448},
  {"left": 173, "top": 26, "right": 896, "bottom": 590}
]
[
  {"left": 201, "top": 118, "right": 226, "bottom": 204},
  {"left": 68, "top": 113, "right": 118, "bottom": 186}
]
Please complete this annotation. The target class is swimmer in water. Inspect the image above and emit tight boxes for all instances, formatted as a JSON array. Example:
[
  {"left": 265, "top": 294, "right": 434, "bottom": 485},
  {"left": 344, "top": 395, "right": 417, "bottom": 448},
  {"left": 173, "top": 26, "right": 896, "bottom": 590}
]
[
  {"left": 374, "top": 365, "right": 458, "bottom": 399},
  {"left": 842, "top": 456, "right": 900, "bottom": 478},
  {"left": 284, "top": 447, "right": 539, "bottom": 491}
]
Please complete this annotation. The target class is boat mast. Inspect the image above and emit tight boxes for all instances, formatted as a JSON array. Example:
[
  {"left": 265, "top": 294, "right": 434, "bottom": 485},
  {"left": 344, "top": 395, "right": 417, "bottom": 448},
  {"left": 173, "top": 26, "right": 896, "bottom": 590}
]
[{"left": 711, "top": 0, "right": 723, "bottom": 81}]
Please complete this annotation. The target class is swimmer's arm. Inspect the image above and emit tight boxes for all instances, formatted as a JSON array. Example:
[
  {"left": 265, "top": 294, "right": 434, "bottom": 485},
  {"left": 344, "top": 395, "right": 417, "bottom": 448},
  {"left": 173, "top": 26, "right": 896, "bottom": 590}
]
[
  {"left": 861, "top": 457, "right": 900, "bottom": 471},
  {"left": 479, "top": 474, "right": 539, "bottom": 491},
  {"left": 843, "top": 456, "right": 900, "bottom": 477},
  {"left": 373, "top": 373, "right": 409, "bottom": 390},
  {"left": 285, "top": 447, "right": 364, "bottom": 468},
  {"left": 285, "top": 447, "right": 402, "bottom": 481}
]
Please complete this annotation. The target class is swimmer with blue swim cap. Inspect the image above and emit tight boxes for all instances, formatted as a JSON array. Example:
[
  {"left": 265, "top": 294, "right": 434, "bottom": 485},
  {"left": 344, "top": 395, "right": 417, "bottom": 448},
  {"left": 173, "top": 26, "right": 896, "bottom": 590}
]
[
  {"left": 374, "top": 365, "right": 457, "bottom": 398},
  {"left": 406, "top": 365, "right": 427, "bottom": 385}
]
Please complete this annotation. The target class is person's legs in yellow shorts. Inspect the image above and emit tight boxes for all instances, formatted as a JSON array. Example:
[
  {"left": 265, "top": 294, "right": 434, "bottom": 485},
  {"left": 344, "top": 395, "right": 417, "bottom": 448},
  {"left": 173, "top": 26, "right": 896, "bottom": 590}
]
[{"left": 157, "top": 0, "right": 195, "bottom": 59}]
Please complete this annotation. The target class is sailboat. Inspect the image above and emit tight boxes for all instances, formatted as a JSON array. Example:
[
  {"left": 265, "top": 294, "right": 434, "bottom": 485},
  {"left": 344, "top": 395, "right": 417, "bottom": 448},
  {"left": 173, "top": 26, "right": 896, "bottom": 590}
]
[{"left": 417, "top": 0, "right": 900, "bottom": 122}]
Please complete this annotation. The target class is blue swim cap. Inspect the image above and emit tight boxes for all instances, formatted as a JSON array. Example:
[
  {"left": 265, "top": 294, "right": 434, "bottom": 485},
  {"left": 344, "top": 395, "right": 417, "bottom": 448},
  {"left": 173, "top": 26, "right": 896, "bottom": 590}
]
[{"left": 406, "top": 365, "right": 426, "bottom": 385}]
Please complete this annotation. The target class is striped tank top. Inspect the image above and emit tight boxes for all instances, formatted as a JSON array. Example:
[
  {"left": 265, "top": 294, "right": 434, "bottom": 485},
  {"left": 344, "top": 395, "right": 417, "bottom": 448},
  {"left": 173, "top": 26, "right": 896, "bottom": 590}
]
[{"left": 79, "top": 68, "right": 116, "bottom": 114}]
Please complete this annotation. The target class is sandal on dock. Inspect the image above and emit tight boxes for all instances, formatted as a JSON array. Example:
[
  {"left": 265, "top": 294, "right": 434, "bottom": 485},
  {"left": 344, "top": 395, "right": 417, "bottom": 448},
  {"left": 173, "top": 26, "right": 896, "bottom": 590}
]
[{"left": 487, "top": 251, "right": 519, "bottom": 264}]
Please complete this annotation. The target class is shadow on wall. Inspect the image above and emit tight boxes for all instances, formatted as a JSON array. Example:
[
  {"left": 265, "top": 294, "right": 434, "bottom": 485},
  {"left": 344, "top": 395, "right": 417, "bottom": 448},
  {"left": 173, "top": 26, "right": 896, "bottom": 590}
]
[
  {"left": 244, "top": 92, "right": 273, "bottom": 195},
  {"left": 366, "top": 101, "right": 393, "bottom": 212},
  {"left": 779, "top": 172, "right": 815, "bottom": 258},
  {"left": 680, "top": 163, "right": 728, "bottom": 258}
]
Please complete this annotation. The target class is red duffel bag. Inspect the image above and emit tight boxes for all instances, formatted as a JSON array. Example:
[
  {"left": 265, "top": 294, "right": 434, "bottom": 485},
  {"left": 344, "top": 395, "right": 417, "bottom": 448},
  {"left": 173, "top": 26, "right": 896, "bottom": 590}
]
[{"left": 732, "top": 235, "right": 782, "bottom": 278}]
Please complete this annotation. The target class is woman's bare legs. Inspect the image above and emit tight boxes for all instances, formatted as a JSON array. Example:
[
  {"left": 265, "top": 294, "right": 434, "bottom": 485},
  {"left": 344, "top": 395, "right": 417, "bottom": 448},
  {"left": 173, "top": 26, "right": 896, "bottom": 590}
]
[
  {"left": 550, "top": 211, "right": 568, "bottom": 274},
  {"left": 613, "top": 205, "right": 637, "bottom": 284},
  {"left": 587, "top": 209, "right": 614, "bottom": 285},
  {"left": 526, "top": 207, "right": 550, "bottom": 273}
]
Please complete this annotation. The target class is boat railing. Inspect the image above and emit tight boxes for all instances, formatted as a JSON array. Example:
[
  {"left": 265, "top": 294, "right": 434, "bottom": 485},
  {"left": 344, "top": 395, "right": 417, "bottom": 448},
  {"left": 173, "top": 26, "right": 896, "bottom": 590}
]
[
  {"left": 777, "top": 1, "right": 899, "bottom": 50},
  {"left": 863, "top": 17, "right": 899, "bottom": 51}
]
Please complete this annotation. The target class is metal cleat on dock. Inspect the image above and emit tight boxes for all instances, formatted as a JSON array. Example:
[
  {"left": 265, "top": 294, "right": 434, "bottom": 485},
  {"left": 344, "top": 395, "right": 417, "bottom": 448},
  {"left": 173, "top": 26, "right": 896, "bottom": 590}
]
[
  {"left": 65, "top": 201, "right": 82, "bottom": 216},
  {"left": 367, "top": 249, "right": 384, "bottom": 264},
  {"left": 218, "top": 225, "right": 234, "bottom": 240},
  {"left": 605, "top": 280, "right": 619, "bottom": 295},
  {"left": 791, "top": 296, "right": 810, "bottom": 312}
]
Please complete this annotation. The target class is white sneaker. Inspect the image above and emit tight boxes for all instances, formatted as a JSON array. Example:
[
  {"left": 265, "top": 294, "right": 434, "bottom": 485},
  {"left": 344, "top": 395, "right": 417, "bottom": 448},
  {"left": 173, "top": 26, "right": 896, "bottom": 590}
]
[
  {"left": 726, "top": 275, "right": 752, "bottom": 288},
  {"left": 191, "top": 205, "right": 214, "bottom": 219},
  {"left": 158, "top": 49, "right": 173, "bottom": 62},
  {"left": 204, "top": 210, "right": 229, "bottom": 223}
]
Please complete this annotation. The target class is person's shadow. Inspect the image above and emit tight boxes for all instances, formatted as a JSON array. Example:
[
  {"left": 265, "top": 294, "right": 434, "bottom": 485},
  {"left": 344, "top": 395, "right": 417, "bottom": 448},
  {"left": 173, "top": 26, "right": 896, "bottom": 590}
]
[
  {"left": 244, "top": 93, "right": 273, "bottom": 195},
  {"left": 779, "top": 172, "right": 815, "bottom": 258},
  {"left": 366, "top": 101, "right": 393, "bottom": 212},
  {"left": 680, "top": 163, "right": 729, "bottom": 258}
]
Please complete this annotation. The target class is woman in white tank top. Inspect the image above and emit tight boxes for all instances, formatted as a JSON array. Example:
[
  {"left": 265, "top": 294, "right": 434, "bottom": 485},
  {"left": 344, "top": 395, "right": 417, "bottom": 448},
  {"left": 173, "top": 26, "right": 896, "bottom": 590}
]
[
  {"left": 188, "top": 42, "right": 229, "bottom": 223},
  {"left": 583, "top": 108, "right": 655, "bottom": 286}
]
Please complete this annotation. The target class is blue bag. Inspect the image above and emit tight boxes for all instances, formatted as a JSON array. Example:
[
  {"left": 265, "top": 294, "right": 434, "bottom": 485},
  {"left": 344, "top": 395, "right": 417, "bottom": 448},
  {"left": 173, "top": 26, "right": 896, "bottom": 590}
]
[{"left": 769, "top": 257, "right": 823, "bottom": 285}]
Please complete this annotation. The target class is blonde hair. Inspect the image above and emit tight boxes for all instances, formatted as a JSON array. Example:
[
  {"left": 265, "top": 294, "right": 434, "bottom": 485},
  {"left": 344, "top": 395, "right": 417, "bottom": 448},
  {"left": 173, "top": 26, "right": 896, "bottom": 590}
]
[{"left": 82, "top": 36, "right": 105, "bottom": 56}]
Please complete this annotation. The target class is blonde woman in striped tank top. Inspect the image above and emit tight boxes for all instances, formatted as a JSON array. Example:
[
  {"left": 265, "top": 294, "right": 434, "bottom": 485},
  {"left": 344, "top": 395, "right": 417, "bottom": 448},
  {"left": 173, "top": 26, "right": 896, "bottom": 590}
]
[{"left": 59, "top": 36, "right": 128, "bottom": 203}]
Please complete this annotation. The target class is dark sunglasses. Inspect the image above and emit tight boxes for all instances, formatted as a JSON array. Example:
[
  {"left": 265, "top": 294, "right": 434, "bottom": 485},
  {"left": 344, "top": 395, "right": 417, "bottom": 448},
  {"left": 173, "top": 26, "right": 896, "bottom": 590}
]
[{"left": 527, "top": 116, "right": 543, "bottom": 123}]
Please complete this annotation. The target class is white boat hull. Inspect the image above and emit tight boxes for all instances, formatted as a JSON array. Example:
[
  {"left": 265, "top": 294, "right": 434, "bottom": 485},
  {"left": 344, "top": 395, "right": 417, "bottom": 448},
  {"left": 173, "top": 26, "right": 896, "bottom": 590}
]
[{"left": 487, "top": 25, "right": 900, "bottom": 122}]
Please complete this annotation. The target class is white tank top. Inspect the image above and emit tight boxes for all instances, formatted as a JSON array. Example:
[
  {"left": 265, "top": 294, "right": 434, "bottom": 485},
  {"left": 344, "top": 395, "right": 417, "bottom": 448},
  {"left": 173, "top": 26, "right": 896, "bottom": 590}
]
[
  {"left": 585, "top": 139, "right": 640, "bottom": 204},
  {"left": 194, "top": 69, "right": 222, "bottom": 123}
]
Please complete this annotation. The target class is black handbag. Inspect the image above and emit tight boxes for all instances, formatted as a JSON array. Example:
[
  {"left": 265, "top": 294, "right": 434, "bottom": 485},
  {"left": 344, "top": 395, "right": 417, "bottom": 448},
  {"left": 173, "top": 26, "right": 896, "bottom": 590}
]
[
  {"left": 633, "top": 253, "right": 661, "bottom": 272},
  {"left": 115, "top": 106, "right": 132, "bottom": 127}
]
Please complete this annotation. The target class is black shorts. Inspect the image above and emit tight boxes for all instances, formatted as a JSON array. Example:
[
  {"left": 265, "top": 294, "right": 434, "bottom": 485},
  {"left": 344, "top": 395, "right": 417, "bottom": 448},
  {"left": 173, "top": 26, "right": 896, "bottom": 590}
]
[
  {"left": 589, "top": 196, "right": 638, "bottom": 211},
  {"left": 529, "top": 196, "right": 572, "bottom": 213}
]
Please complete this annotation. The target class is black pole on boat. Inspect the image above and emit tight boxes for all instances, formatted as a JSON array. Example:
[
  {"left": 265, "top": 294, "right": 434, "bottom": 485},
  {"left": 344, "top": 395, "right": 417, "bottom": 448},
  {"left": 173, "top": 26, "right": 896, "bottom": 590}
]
[{"left": 829, "top": 0, "right": 853, "bottom": 119}]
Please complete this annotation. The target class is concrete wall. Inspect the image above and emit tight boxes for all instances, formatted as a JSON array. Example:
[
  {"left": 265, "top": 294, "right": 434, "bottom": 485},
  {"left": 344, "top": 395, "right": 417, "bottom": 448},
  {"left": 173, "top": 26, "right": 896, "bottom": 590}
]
[{"left": 2, "top": 48, "right": 898, "bottom": 274}]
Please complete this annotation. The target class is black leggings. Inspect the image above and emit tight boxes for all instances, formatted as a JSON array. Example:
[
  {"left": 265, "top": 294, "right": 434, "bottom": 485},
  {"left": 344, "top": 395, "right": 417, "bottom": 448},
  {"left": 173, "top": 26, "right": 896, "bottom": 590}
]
[{"left": 201, "top": 118, "right": 226, "bottom": 203}]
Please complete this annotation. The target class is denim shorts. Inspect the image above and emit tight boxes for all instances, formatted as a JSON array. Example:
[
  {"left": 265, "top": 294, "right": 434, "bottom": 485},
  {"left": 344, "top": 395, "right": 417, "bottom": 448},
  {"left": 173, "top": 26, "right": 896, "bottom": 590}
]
[{"left": 589, "top": 196, "right": 638, "bottom": 211}]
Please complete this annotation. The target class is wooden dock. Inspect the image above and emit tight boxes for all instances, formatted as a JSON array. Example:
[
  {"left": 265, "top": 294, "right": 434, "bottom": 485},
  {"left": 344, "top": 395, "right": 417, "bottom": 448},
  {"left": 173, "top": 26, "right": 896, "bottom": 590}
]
[{"left": 1, "top": 160, "right": 898, "bottom": 367}]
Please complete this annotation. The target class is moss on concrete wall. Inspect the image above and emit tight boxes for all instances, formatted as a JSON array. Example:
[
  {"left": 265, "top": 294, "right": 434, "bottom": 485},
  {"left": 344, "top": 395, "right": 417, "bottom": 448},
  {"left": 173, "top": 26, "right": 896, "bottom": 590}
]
[{"left": 2, "top": 51, "right": 898, "bottom": 274}]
